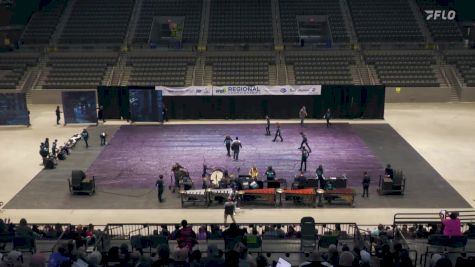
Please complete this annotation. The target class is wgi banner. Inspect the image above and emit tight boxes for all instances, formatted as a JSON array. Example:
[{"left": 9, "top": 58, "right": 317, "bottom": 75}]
[
  {"left": 155, "top": 86, "right": 212, "bottom": 96},
  {"left": 213, "top": 85, "right": 321, "bottom": 96},
  {"left": 156, "top": 85, "right": 321, "bottom": 96}
]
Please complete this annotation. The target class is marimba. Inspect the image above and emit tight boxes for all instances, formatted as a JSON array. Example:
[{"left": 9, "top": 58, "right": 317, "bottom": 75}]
[
  {"left": 208, "top": 188, "right": 234, "bottom": 204},
  {"left": 180, "top": 189, "right": 209, "bottom": 207},
  {"left": 239, "top": 188, "right": 276, "bottom": 206},
  {"left": 281, "top": 188, "right": 316, "bottom": 207},
  {"left": 324, "top": 188, "right": 355, "bottom": 206}
]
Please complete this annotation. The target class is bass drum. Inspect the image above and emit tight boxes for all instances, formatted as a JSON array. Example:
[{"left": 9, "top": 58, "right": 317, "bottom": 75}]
[{"left": 210, "top": 170, "right": 224, "bottom": 187}]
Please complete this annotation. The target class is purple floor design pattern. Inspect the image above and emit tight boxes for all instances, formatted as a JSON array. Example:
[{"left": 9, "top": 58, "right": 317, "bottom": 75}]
[{"left": 87, "top": 123, "right": 385, "bottom": 188}]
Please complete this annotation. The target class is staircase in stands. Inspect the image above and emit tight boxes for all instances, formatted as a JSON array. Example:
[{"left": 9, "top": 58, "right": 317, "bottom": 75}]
[{"left": 49, "top": 0, "right": 77, "bottom": 46}]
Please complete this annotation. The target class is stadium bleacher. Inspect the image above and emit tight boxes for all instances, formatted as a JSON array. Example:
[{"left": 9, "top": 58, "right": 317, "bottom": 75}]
[
  {"left": 444, "top": 51, "right": 475, "bottom": 87},
  {"left": 364, "top": 52, "right": 439, "bottom": 87},
  {"left": 286, "top": 53, "right": 355, "bottom": 85},
  {"left": 279, "top": 0, "right": 349, "bottom": 43},
  {"left": 0, "top": 53, "right": 38, "bottom": 90},
  {"left": 133, "top": 0, "right": 203, "bottom": 45},
  {"left": 126, "top": 54, "right": 195, "bottom": 87},
  {"left": 347, "top": 0, "right": 425, "bottom": 43},
  {"left": 40, "top": 53, "right": 118, "bottom": 90},
  {"left": 19, "top": 0, "right": 66, "bottom": 45},
  {"left": 208, "top": 0, "right": 274, "bottom": 43},
  {"left": 58, "top": 0, "right": 133, "bottom": 45},
  {"left": 206, "top": 55, "right": 275, "bottom": 85}
]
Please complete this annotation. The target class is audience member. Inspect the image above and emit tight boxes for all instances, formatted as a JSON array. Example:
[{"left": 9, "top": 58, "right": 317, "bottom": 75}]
[
  {"left": 338, "top": 251, "right": 354, "bottom": 267},
  {"left": 440, "top": 211, "right": 462, "bottom": 237},
  {"left": 189, "top": 250, "right": 204, "bottom": 267},
  {"left": 29, "top": 253, "right": 46, "bottom": 267},
  {"left": 172, "top": 249, "right": 190, "bottom": 267},
  {"left": 203, "top": 244, "right": 224, "bottom": 267},
  {"left": 300, "top": 250, "right": 331, "bottom": 267},
  {"left": 255, "top": 255, "right": 268, "bottom": 267},
  {"left": 86, "top": 251, "right": 102, "bottom": 267},
  {"left": 176, "top": 220, "right": 197, "bottom": 251},
  {"left": 15, "top": 218, "right": 34, "bottom": 237},
  {"left": 152, "top": 245, "right": 174, "bottom": 267}
]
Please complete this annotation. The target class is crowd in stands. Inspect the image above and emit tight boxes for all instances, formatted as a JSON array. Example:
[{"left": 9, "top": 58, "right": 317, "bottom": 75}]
[{"left": 1, "top": 216, "right": 473, "bottom": 267}]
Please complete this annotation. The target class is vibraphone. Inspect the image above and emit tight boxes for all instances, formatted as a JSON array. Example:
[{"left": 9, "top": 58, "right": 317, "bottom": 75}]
[
  {"left": 281, "top": 188, "right": 317, "bottom": 207},
  {"left": 208, "top": 188, "right": 234, "bottom": 204},
  {"left": 180, "top": 189, "right": 209, "bottom": 207},
  {"left": 239, "top": 188, "right": 276, "bottom": 206},
  {"left": 323, "top": 188, "right": 355, "bottom": 206}
]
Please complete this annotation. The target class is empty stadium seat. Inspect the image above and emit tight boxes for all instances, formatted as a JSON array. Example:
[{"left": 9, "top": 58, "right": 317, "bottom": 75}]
[
  {"left": 279, "top": 0, "right": 349, "bottom": 43},
  {"left": 58, "top": 0, "right": 133, "bottom": 45},
  {"left": 286, "top": 53, "right": 355, "bottom": 85},
  {"left": 41, "top": 53, "right": 118, "bottom": 89},
  {"left": 20, "top": 0, "right": 66, "bottom": 45},
  {"left": 207, "top": 55, "right": 274, "bottom": 85},
  {"left": 0, "top": 53, "right": 39, "bottom": 90},
  {"left": 133, "top": 0, "right": 203, "bottom": 45},
  {"left": 444, "top": 52, "right": 475, "bottom": 87},
  {"left": 417, "top": 0, "right": 463, "bottom": 42},
  {"left": 364, "top": 52, "right": 439, "bottom": 87},
  {"left": 347, "top": 0, "right": 424, "bottom": 43},
  {"left": 208, "top": 0, "right": 273, "bottom": 43},
  {"left": 126, "top": 55, "right": 195, "bottom": 87}
]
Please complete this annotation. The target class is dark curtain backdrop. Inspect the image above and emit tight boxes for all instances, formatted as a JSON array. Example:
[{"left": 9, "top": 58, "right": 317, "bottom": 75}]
[
  {"left": 98, "top": 85, "right": 384, "bottom": 120},
  {"left": 164, "top": 85, "right": 385, "bottom": 119}
]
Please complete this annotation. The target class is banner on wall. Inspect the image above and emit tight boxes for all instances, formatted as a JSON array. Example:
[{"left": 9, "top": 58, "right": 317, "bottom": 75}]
[
  {"left": 62, "top": 91, "right": 98, "bottom": 124},
  {"left": 155, "top": 85, "right": 321, "bottom": 96},
  {"left": 156, "top": 86, "right": 213, "bottom": 96},
  {"left": 0, "top": 93, "right": 29, "bottom": 125}
]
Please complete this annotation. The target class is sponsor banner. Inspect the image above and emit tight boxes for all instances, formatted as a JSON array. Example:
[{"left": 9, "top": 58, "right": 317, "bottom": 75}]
[
  {"left": 213, "top": 85, "right": 322, "bottom": 96},
  {"left": 156, "top": 85, "right": 321, "bottom": 96},
  {"left": 155, "top": 86, "right": 213, "bottom": 96}
]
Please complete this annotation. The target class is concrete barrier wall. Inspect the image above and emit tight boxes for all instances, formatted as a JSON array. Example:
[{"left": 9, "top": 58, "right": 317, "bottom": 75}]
[
  {"left": 385, "top": 87, "right": 451, "bottom": 102},
  {"left": 461, "top": 87, "right": 475, "bottom": 102}
]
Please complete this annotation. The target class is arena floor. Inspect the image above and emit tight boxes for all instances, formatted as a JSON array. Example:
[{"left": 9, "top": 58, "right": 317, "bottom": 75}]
[{"left": 0, "top": 103, "right": 474, "bottom": 224}]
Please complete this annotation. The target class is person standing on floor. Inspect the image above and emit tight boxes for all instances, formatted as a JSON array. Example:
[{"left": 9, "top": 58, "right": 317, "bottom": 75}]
[
  {"left": 273, "top": 122, "right": 283, "bottom": 142},
  {"left": 224, "top": 197, "right": 236, "bottom": 224},
  {"left": 224, "top": 135, "right": 233, "bottom": 157},
  {"left": 299, "top": 106, "right": 307, "bottom": 127},
  {"left": 81, "top": 129, "right": 89, "bottom": 148},
  {"left": 156, "top": 175, "right": 165, "bottom": 202},
  {"left": 362, "top": 171, "right": 371, "bottom": 198},
  {"left": 298, "top": 132, "right": 311, "bottom": 152},
  {"left": 97, "top": 105, "right": 105, "bottom": 123},
  {"left": 100, "top": 131, "right": 107, "bottom": 146},
  {"left": 51, "top": 139, "right": 58, "bottom": 156},
  {"left": 265, "top": 115, "right": 271, "bottom": 136},
  {"left": 231, "top": 137, "right": 242, "bottom": 161},
  {"left": 55, "top": 106, "right": 62, "bottom": 125},
  {"left": 299, "top": 146, "right": 310, "bottom": 172},
  {"left": 316, "top": 165, "right": 325, "bottom": 189},
  {"left": 324, "top": 108, "right": 331, "bottom": 128},
  {"left": 162, "top": 105, "right": 169, "bottom": 122}
]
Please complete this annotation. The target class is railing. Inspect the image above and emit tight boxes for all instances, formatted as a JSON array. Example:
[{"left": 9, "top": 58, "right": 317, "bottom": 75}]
[
  {"left": 393, "top": 210, "right": 475, "bottom": 232},
  {"left": 104, "top": 222, "right": 358, "bottom": 241},
  {"left": 420, "top": 251, "right": 475, "bottom": 267}
]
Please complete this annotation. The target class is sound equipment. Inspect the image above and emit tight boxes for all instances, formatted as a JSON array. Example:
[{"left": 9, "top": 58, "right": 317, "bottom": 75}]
[
  {"left": 44, "top": 158, "right": 55, "bottom": 169},
  {"left": 267, "top": 181, "right": 280, "bottom": 189},
  {"left": 71, "top": 170, "right": 86, "bottom": 189}
]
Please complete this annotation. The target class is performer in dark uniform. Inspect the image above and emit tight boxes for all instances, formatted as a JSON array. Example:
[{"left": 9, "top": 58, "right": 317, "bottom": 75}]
[
  {"left": 224, "top": 135, "right": 232, "bottom": 157},
  {"left": 156, "top": 175, "right": 165, "bottom": 202},
  {"left": 324, "top": 108, "right": 331, "bottom": 128},
  {"left": 273, "top": 122, "right": 283, "bottom": 142},
  {"left": 299, "top": 146, "right": 309, "bottom": 172},
  {"left": 265, "top": 115, "right": 271, "bottom": 136},
  {"left": 97, "top": 105, "right": 105, "bottom": 123},
  {"left": 298, "top": 132, "right": 311, "bottom": 152},
  {"left": 316, "top": 165, "right": 325, "bottom": 189},
  {"left": 55, "top": 106, "right": 62, "bottom": 125}
]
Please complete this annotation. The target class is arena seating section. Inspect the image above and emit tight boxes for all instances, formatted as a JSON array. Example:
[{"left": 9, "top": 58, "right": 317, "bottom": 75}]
[
  {"left": 20, "top": 0, "right": 66, "bottom": 45},
  {"left": 444, "top": 52, "right": 475, "bottom": 87},
  {"left": 347, "top": 0, "right": 424, "bottom": 42},
  {"left": 0, "top": 53, "right": 38, "bottom": 90},
  {"left": 208, "top": 0, "right": 273, "bottom": 43},
  {"left": 286, "top": 53, "right": 355, "bottom": 85},
  {"left": 279, "top": 0, "right": 349, "bottom": 43},
  {"left": 206, "top": 55, "right": 274, "bottom": 85},
  {"left": 417, "top": 0, "right": 463, "bottom": 42},
  {"left": 133, "top": 0, "right": 203, "bottom": 45},
  {"left": 364, "top": 52, "right": 439, "bottom": 87},
  {"left": 41, "top": 53, "right": 117, "bottom": 89},
  {"left": 58, "top": 0, "right": 133, "bottom": 44},
  {"left": 126, "top": 54, "right": 195, "bottom": 87}
]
